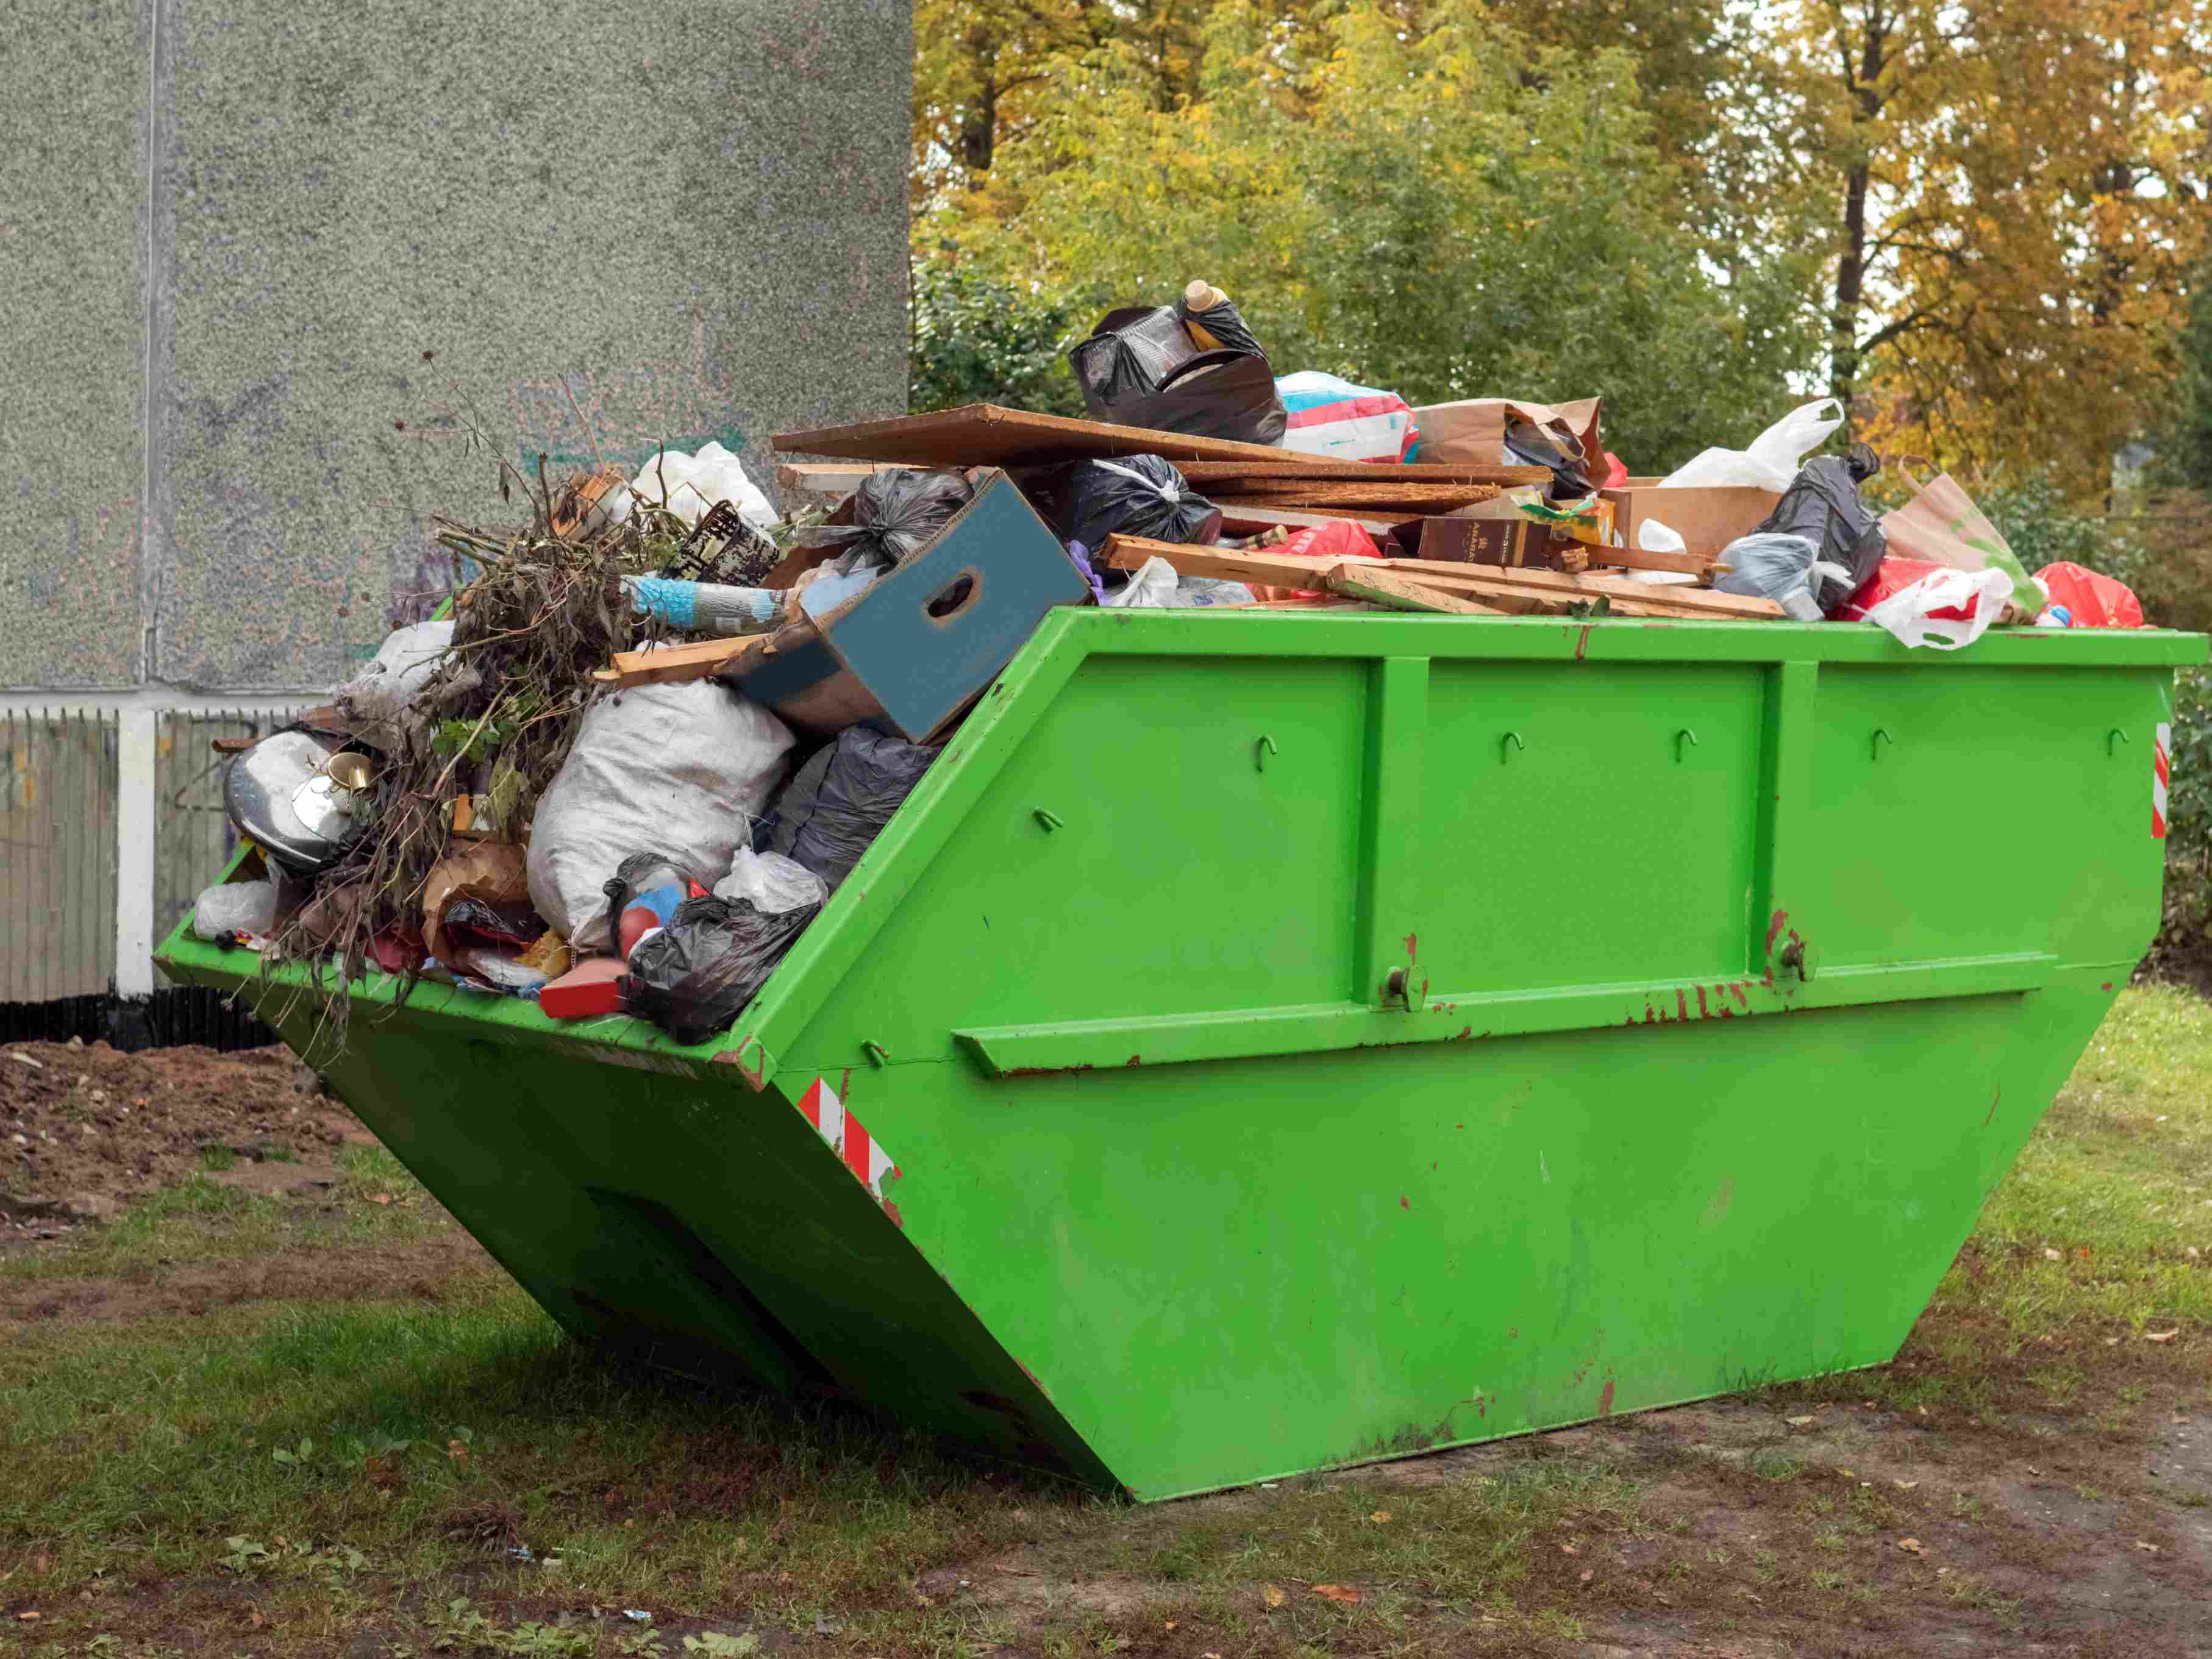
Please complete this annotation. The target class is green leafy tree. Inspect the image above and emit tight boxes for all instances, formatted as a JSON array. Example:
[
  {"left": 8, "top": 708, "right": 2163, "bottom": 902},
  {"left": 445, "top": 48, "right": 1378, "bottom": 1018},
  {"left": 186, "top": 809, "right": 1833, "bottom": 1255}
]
[
  {"left": 929, "top": 1, "right": 1823, "bottom": 472},
  {"left": 908, "top": 257, "right": 1086, "bottom": 415}
]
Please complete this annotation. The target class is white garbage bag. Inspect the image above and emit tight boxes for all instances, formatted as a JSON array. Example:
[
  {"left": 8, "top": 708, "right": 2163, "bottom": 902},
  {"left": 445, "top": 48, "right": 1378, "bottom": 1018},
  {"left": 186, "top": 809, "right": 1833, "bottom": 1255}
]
[
  {"left": 527, "top": 676, "right": 796, "bottom": 951},
  {"left": 334, "top": 621, "right": 455, "bottom": 739}
]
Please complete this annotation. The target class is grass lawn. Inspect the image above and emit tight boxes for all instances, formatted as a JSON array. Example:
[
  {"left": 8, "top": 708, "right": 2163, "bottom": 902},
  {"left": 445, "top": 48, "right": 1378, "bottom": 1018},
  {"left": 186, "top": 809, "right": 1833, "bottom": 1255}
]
[{"left": 3, "top": 989, "right": 2208, "bottom": 1658}]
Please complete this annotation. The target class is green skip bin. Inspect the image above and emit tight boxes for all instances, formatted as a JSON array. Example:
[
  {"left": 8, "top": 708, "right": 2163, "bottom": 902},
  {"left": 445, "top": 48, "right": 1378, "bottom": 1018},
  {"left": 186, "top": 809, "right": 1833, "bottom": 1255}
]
[{"left": 158, "top": 610, "right": 2205, "bottom": 1500}]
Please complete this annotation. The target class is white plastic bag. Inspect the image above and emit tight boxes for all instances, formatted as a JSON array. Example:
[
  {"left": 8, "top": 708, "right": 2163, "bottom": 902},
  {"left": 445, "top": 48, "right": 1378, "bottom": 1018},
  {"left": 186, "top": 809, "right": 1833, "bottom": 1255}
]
[
  {"left": 527, "top": 674, "right": 796, "bottom": 951},
  {"left": 193, "top": 879, "right": 277, "bottom": 942},
  {"left": 334, "top": 621, "right": 454, "bottom": 739},
  {"left": 715, "top": 846, "right": 829, "bottom": 915},
  {"left": 1105, "top": 556, "right": 1181, "bottom": 608},
  {"left": 1860, "top": 567, "right": 2016, "bottom": 651},
  {"left": 1104, "top": 554, "right": 1256, "bottom": 609},
  {"left": 630, "top": 445, "right": 775, "bottom": 530},
  {"left": 1659, "top": 399, "right": 1845, "bottom": 493}
]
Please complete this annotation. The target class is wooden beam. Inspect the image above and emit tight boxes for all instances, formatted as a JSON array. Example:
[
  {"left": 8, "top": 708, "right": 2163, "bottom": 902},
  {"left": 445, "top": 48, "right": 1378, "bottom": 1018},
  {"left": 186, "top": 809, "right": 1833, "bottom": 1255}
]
[
  {"left": 1180, "top": 460, "right": 1552, "bottom": 486},
  {"left": 1324, "top": 566, "right": 1507, "bottom": 616},
  {"left": 774, "top": 461, "right": 918, "bottom": 495},
  {"left": 594, "top": 635, "right": 766, "bottom": 688},
  {"left": 1376, "top": 559, "right": 1782, "bottom": 619}
]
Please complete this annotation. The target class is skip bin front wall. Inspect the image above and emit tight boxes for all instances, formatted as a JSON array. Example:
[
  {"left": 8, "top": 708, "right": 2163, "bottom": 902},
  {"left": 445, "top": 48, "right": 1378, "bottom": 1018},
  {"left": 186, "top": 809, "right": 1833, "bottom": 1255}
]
[
  {"left": 159, "top": 613, "right": 2202, "bottom": 1502},
  {"left": 738, "top": 613, "right": 2194, "bottom": 1498}
]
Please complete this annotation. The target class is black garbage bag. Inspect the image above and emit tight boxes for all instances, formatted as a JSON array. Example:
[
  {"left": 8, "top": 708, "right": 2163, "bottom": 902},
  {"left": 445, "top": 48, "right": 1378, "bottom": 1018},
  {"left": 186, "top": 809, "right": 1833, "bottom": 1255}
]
[
  {"left": 1068, "top": 302, "right": 1287, "bottom": 447},
  {"left": 767, "top": 729, "right": 940, "bottom": 890},
  {"left": 1752, "top": 443, "right": 1886, "bottom": 615},
  {"left": 797, "top": 469, "right": 975, "bottom": 574},
  {"left": 1049, "top": 455, "right": 1223, "bottom": 549},
  {"left": 623, "top": 891, "right": 821, "bottom": 1046}
]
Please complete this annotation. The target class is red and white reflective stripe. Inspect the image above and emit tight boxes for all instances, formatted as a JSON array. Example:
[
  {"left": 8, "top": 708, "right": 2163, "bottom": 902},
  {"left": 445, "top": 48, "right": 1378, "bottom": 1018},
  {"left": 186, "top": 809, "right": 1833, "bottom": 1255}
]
[
  {"left": 2155, "top": 721, "right": 2171, "bottom": 839},
  {"left": 796, "top": 1076, "right": 899, "bottom": 1201}
]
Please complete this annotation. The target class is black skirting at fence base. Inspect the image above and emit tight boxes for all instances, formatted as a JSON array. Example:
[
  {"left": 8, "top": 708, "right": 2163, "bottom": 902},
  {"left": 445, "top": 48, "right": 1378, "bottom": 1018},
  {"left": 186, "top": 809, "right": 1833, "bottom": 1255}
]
[{"left": 0, "top": 988, "right": 277, "bottom": 1053}]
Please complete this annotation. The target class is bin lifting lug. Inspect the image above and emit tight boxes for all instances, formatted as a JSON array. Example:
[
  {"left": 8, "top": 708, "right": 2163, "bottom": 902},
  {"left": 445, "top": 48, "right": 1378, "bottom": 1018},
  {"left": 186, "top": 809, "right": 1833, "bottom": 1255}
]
[
  {"left": 1777, "top": 937, "right": 1815, "bottom": 983},
  {"left": 1384, "top": 967, "right": 1427, "bottom": 1012}
]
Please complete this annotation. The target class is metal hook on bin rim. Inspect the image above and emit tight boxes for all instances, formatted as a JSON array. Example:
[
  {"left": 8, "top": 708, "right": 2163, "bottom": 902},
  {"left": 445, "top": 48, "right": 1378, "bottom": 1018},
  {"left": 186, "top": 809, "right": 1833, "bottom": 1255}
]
[
  {"left": 1675, "top": 728, "right": 1699, "bottom": 762},
  {"left": 1500, "top": 730, "right": 1526, "bottom": 761},
  {"left": 2110, "top": 727, "right": 2131, "bottom": 757},
  {"left": 1255, "top": 734, "right": 1279, "bottom": 772},
  {"left": 1033, "top": 808, "right": 1063, "bottom": 832},
  {"left": 1871, "top": 727, "right": 1895, "bottom": 760}
]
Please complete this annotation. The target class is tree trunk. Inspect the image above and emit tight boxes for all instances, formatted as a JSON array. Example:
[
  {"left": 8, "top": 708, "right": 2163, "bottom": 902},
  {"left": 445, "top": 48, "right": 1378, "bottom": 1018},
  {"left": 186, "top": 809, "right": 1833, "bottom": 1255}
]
[
  {"left": 1832, "top": 160, "right": 1870, "bottom": 407},
  {"left": 960, "top": 71, "right": 999, "bottom": 177}
]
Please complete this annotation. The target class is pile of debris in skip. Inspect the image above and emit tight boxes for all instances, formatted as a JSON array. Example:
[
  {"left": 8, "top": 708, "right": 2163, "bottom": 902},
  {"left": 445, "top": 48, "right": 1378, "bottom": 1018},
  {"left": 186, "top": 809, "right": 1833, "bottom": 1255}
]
[{"left": 188, "top": 279, "right": 2157, "bottom": 1049}]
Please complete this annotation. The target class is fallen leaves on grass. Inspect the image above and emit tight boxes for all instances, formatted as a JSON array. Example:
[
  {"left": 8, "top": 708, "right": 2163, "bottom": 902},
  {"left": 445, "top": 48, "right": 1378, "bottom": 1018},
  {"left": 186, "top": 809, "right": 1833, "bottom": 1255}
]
[
  {"left": 2135, "top": 1541, "right": 2163, "bottom": 1553},
  {"left": 1897, "top": 1538, "right": 1924, "bottom": 1555},
  {"left": 1785, "top": 1415, "right": 1815, "bottom": 1427},
  {"left": 1263, "top": 1585, "right": 1285, "bottom": 1608},
  {"left": 1368, "top": 1510, "right": 1391, "bottom": 1524},
  {"left": 1311, "top": 1584, "right": 1361, "bottom": 1605},
  {"left": 2144, "top": 1329, "right": 2180, "bottom": 1343},
  {"left": 369, "top": 1193, "right": 394, "bottom": 1205},
  {"left": 1893, "top": 1480, "right": 1919, "bottom": 1490}
]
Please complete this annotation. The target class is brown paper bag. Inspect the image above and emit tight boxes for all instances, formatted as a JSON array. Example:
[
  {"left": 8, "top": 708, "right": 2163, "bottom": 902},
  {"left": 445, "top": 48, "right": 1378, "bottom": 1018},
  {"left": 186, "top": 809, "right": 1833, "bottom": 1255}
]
[
  {"left": 422, "top": 842, "right": 534, "bottom": 967},
  {"left": 1411, "top": 396, "right": 1602, "bottom": 468},
  {"left": 1880, "top": 466, "right": 2013, "bottom": 571}
]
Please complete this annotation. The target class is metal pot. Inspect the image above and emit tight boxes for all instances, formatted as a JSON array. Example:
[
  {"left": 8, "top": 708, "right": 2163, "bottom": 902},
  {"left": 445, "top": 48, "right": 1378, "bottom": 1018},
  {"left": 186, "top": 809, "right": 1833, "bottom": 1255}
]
[{"left": 223, "top": 730, "right": 378, "bottom": 875}]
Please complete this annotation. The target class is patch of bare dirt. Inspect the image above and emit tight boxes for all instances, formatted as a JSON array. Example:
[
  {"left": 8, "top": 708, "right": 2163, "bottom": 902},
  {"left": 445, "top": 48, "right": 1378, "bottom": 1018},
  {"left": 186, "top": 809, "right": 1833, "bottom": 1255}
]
[
  {"left": 0, "top": 1236, "right": 485, "bottom": 1325},
  {"left": 0, "top": 1040, "right": 370, "bottom": 1236}
]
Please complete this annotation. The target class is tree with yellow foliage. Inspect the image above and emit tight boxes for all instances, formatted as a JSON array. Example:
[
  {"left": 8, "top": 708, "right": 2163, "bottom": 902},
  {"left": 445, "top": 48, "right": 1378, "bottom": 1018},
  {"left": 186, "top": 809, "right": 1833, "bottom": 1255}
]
[{"left": 1758, "top": 0, "right": 2209, "bottom": 493}]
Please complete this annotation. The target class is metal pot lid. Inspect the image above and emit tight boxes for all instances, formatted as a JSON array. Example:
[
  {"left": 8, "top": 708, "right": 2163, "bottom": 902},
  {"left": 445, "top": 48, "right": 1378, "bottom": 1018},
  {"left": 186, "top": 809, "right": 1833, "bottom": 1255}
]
[{"left": 223, "top": 729, "right": 376, "bottom": 875}]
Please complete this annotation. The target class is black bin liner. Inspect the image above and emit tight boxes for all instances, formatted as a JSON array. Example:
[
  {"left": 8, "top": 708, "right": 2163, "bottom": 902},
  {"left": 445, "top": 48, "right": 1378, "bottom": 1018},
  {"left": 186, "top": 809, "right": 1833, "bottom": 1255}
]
[
  {"left": 1068, "top": 300, "right": 1287, "bottom": 448},
  {"left": 623, "top": 892, "right": 821, "bottom": 1046},
  {"left": 1752, "top": 443, "right": 1886, "bottom": 615}
]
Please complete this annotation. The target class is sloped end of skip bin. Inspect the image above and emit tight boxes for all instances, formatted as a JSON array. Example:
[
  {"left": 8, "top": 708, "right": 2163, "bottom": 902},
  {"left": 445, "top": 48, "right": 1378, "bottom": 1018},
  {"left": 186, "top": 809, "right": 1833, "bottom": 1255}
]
[{"left": 160, "top": 610, "right": 2207, "bottom": 1500}]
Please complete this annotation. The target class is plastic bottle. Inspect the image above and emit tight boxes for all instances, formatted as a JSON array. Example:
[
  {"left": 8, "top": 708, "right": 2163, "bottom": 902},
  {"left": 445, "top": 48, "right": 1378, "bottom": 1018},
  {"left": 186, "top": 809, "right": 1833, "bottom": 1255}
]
[{"left": 1182, "top": 279, "right": 1229, "bottom": 351}]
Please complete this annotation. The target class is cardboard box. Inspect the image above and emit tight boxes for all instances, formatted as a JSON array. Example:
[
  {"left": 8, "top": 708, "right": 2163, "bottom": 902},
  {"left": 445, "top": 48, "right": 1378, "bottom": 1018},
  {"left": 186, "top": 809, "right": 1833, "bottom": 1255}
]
[
  {"left": 733, "top": 468, "right": 1093, "bottom": 742},
  {"left": 1415, "top": 494, "right": 1614, "bottom": 571},
  {"left": 1600, "top": 482, "right": 1780, "bottom": 557}
]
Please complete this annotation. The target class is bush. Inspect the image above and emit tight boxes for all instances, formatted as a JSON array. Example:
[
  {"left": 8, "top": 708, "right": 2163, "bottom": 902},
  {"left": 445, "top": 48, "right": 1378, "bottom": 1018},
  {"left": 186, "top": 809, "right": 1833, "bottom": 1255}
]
[{"left": 908, "top": 256, "right": 1087, "bottom": 418}]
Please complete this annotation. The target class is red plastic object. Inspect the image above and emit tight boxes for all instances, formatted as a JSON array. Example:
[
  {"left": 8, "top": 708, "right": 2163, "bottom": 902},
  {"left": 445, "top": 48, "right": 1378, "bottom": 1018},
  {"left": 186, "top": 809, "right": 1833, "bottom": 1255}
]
[
  {"left": 541, "top": 958, "right": 629, "bottom": 1019},
  {"left": 1257, "top": 521, "right": 1385, "bottom": 602},
  {"left": 1839, "top": 557, "right": 1948, "bottom": 621},
  {"left": 2036, "top": 562, "right": 2145, "bottom": 629}
]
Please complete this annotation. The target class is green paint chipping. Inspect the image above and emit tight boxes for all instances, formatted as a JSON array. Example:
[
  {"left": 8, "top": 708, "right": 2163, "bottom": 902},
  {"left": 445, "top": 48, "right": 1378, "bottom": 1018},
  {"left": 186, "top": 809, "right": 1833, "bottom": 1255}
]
[{"left": 156, "top": 612, "right": 2206, "bottom": 1499}]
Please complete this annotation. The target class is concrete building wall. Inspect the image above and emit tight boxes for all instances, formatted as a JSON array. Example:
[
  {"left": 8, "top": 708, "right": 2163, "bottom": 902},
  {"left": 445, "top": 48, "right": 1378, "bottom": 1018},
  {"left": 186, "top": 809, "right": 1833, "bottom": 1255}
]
[
  {"left": 4, "top": 0, "right": 911, "bottom": 696},
  {"left": 0, "top": 0, "right": 911, "bottom": 999}
]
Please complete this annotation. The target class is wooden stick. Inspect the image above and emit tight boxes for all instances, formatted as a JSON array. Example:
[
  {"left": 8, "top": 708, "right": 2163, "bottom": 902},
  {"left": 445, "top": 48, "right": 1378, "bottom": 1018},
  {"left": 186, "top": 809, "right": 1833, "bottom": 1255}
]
[
  {"left": 775, "top": 461, "right": 918, "bottom": 494},
  {"left": 1377, "top": 558, "right": 1782, "bottom": 618},
  {"left": 594, "top": 635, "right": 767, "bottom": 688},
  {"left": 1204, "top": 480, "right": 1506, "bottom": 508},
  {"left": 1324, "top": 566, "right": 1507, "bottom": 615}
]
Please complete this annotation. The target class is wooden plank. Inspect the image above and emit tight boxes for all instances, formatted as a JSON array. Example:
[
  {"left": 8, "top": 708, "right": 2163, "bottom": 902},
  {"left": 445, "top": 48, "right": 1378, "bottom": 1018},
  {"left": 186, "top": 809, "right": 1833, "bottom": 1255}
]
[
  {"left": 1377, "top": 559, "right": 1783, "bottom": 619},
  {"left": 1583, "top": 545, "right": 1718, "bottom": 577},
  {"left": 1324, "top": 566, "right": 1507, "bottom": 616},
  {"left": 1100, "top": 535, "right": 1351, "bottom": 590},
  {"left": 775, "top": 461, "right": 918, "bottom": 494},
  {"left": 1097, "top": 535, "right": 1777, "bottom": 621},
  {"left": 1211, "top": 504, "right": 1405, "bottom": 536},
  {"left": 593, "top": 635, "right": 768, "bottom": 688},
  {"left": 774, "top": 404, "right": 1312, "bottom": 468},
  {"left": 1181, "top": 460, "right": 1552, "bottom": 486},
  {"left": 1205, "top": 480, "right": 1504, "bottom": 508}
]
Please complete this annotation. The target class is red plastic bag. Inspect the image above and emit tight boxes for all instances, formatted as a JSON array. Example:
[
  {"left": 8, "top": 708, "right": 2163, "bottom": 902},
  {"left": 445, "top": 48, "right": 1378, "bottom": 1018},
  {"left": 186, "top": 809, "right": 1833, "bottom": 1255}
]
[
  {"left": 2035, "top": 562, "right": 2145, "bottom": 629},
  {"left": 1838, "top": 557, "right": 1948, "bottom": 621},
  {"left": 1249, "top": 521, "right": 1385, "bottom": 603}
]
